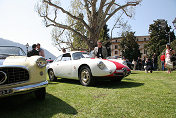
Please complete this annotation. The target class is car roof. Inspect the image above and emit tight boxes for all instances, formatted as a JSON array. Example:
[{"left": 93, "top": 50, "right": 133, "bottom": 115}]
[
  {"left": 62, "top": 51, "right": 87, "bottom": 54},
  {"left": 0, "top": 46, "right": 21, "bottom": 48}
]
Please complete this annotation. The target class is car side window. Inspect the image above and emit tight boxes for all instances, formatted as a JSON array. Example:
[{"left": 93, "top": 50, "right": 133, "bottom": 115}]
[
  {"left": 72, "top": 52, "right": 84, "bottom": 60},
  {"left": 61, "top": 53, "right": 71, "bottom": 61},
  {"left": 55, "top": 55, "right": 62, "bottom": 62}
]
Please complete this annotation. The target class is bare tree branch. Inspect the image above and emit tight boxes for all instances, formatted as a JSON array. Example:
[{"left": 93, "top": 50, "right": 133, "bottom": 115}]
[
  {"left": 40, "top": 13, "right": 88, "bottom": 42},
  {"left": 37, "top": 0, "right": 142, "bottom": 50},
  {"left": 43, "top": 0, "right": 91, "bottom": 31},
  {"left": 104, "top": 2, "right": 139, "bottom": 25},
  {"left": 83, "top": 0, "right": 91, "bottom": 15}
]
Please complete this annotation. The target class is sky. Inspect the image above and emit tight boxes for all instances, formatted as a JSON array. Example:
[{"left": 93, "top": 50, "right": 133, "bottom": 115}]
[{"left": 0, "top": 0, "right": 176, "bottom": 57}]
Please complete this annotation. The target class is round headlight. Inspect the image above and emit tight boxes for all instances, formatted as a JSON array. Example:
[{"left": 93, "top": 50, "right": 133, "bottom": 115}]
[
  {"left": 97, "top": 61, "right": 106, "bottom": 70},
  {"left": 36, "top": 57, "right": 47, "bottom": 68}
]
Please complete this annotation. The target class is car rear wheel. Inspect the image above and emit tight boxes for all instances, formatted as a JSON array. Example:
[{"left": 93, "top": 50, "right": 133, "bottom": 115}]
[
  {"left": 35, "top": 87, "right": 46, "bottom": 100},
  {"left": 48, "top": 69, "right": 57, "bottom": 82},
  {"left": 79, "top": 66, "right": 95, "bottom": 86}
]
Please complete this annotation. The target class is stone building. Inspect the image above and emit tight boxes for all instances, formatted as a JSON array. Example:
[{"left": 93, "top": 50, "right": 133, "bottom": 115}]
[{"left": 111, "top": 35, "right": 150, "bottom": 58}]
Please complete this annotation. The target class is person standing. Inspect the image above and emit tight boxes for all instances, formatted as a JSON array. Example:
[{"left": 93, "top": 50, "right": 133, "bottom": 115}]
[
  {"left": 152, "top": 53, "right": 158, "bottom": 71},
  {"left": 137, "top": 57, "right": 142, "bottom": 70},
  {"left": 27, "top": 44, "right": 39, "bottom": 57},
  {"left": 37, "top": 43, "right": 45, "bottom": 57},
  {"left": 92, "top": 40, "right": 108, "bottom": 59},
  {"left": 165, "top": 43, "right": 173, "bottom": 73},
  {"left": 160, "top": 52, "right": 165, "bottom": 71},
  {"left": 132, "top": 59, "right": 137, "bottom": 70},
  {"left": 144, "top": 58, "right": 153, "bottom": 73}
]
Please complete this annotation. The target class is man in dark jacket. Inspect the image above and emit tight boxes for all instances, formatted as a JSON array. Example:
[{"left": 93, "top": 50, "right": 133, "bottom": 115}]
[
  {"left": 144, "top": 58, "right": 153, "bottom": 73},
  {"left": 27, "top": 44, "right": 39, "bottom": 57},
  {"left": 92, "top": 40, "right": 108, "bottom": 59}
]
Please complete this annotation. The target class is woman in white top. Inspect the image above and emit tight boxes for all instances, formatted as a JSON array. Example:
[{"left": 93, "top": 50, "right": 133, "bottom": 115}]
[{"left": 165, "top": 43, "right": 173, "bottom": 73}]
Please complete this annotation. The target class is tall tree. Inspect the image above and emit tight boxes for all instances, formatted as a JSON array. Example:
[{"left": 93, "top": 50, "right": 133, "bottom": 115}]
[
  {"left": 37, "top": 0, "right": 141, "bottom": 50},
  {"left": 72, "top": 14, "right": 88, "bottom": 51},
  {"left": 120, "top": 31, "right": 141, "bottom": 62},
  {"left": 145, "top": 19, "right": 175, "bottom": 57},
  {"left": 98, "top": 24, "right": 111, "bottom": 56}
]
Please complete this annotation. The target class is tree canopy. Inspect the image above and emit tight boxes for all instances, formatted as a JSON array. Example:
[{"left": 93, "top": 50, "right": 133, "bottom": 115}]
[
  {"left": 120, "top": 31, "right": 141, "bottom": 62},
  {"left": 145, "top": 19, "right": 175, "bottom": 57},
  {"left": 37, "top": 0, "right": 141, "bottom": 50}
]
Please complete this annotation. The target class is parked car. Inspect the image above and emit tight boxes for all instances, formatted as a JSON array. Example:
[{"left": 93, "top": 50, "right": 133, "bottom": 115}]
[
  {"left": 107, "top": 56, "right": 134, "bottom": 69},
  {"left": 47, "top": 51, "right": 131, "bottom": 86},
  {"left": 107, "top": 56, "right": 127, "bottom": 66},
  {"left": 0, "top": 46, "right": 48, "bottom": 99}
]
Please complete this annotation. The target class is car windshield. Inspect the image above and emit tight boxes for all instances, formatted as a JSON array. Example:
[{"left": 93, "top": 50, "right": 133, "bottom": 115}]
[
  {"left": 0, "top": 46, "right": 26, "bottom": 56},
  {"left": 72, "top": 52, "right": 85, "bottom": 60}
]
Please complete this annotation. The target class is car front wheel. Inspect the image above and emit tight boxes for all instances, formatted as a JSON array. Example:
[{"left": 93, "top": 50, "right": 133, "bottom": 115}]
[
  {"left": 79, "top": 66, "right": 95, "bottom": 86},
  {"left": 48, "top": 69, "right": 57, "bottom": 82}
]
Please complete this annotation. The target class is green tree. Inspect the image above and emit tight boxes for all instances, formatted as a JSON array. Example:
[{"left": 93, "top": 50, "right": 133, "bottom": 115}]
[
  {"left": 98, "top": 24, "right": 111, "bottom": 56},
  {"left": 120, "top": 31, "right": 141, "bottom": 62},
  {"left": 145, "top": 19, "right": 175, "bottom": 57}
]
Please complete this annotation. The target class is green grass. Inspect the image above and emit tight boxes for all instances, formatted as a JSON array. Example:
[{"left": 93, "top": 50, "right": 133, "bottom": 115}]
[{"left": 0, "top": 71, "right": 176, "bottom": 118}]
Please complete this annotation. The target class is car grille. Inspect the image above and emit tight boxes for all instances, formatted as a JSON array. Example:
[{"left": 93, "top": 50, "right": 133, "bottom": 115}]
[{"left": 0, "top": 67, "right": 29, "bottom": 85}]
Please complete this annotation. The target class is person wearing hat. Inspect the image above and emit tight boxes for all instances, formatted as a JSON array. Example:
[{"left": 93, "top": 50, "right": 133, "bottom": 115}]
[{"left": 165, "top": 43, "right": 173, "bottom": 73}]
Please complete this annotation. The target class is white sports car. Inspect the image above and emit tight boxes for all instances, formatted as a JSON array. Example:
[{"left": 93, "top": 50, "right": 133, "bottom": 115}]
[
  {"left": 0, "top": 46, "right": 48, "bottom": 99},
  {"left": 47, "top": 51, "right": 131, "bottom": 86}
]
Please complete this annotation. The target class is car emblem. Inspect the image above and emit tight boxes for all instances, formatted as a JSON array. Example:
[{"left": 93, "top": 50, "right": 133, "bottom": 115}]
[{"left": 0, "top": 71, "right": 7, "bottom": 85}]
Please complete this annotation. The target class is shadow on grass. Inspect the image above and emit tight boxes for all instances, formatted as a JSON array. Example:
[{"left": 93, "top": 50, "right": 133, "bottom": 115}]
[
  {"left": 52, "top": 78, "right": 144, "bottom": 89},
  {"left": 56, "top": 78, "right": 80, "bottom": 85},
  {"left": 0, "top": 93, "right": 77, "bottom": 118},
  {"left": 95, "top": 80, "right": 144, "bottom": 89}
]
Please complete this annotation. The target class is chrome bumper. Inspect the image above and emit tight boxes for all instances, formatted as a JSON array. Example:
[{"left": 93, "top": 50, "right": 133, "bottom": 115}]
[{"left": 0, "top": 80, "right": 48, "bottom": 97}]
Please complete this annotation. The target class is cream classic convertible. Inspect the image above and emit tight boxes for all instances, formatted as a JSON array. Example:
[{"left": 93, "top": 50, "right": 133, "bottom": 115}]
[
  {"left": 47, "top": 51, "right": 131, "bottom": 86},
  {"left": 0, "top": 46, "right": 48, "bottom": 99}
]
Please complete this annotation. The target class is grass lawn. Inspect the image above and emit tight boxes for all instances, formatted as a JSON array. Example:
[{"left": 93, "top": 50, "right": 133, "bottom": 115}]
[{"left": 0, "top": 71, "right": 176, "bottom": 118}]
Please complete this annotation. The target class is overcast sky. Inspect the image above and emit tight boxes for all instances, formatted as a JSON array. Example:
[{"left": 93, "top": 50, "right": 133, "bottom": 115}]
[{"left": 0, "top": 0, "right": 175, "bottom": 56}]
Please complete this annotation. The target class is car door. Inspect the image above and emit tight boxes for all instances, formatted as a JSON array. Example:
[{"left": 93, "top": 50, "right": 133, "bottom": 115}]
[
  {"left": 52, "top": 54, "right": 62, "bottom": 77},
  {"left": 54, "top": 53, "right": 73, "bottom": 78}
]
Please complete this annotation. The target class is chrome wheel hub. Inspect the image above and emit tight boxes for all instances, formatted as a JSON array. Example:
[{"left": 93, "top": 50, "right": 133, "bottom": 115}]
[{"left": 81, "top": 69, "right": 90, "bottom": 83}]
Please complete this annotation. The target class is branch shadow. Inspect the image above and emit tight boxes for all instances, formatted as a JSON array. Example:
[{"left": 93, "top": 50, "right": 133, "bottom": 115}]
[{"left": 0, "top": 93, "right": 77, "bottom": 118}]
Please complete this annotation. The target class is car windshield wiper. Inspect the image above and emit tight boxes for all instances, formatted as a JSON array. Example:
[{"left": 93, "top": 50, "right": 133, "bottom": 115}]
[{"left": 0, "top": 54, "right": 18, "bottom": 56}]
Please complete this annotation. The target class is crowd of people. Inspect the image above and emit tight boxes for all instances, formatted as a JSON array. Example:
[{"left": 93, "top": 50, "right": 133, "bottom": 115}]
[{"left": 132, "top": 43, "right": 176, "bottom": 74}]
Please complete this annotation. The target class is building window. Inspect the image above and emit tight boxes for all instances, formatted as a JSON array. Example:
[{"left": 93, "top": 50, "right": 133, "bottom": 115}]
[
  {"left": 116, "top": 40, "right": 117, "bottom": 43},
  {"left": 144, "top": 49, "right": 147, "bottom": 54},
  {"left": 115, "top": 45, "right": 118, "bottom": 49},
  {"left": 144, "top": 38, "right": 146, "bottom": 41},
  {"left": 115, "top": 51, "right": 118, "bottom": 55}
]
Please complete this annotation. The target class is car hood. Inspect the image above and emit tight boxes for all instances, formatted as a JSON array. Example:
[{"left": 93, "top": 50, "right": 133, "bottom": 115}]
[
  {"left": 81, "top": 58, "right": 130, "bottom": 70},
  {"left": 0, "top": 56, "right": 40, "bottom": 66}
]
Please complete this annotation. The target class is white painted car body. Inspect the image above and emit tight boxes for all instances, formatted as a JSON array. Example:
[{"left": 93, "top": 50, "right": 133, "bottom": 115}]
[
  {"left": 47, "top": 51, "right": 131, "bottom": 86},
  {"left": 0, "top": 46, "right": 48, "bottom": 99}
]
